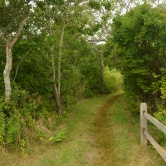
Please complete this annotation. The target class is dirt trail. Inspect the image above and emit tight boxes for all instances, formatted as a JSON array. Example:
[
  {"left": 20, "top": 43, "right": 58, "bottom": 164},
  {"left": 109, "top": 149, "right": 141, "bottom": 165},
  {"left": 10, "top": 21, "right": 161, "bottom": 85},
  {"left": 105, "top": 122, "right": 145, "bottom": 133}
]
[{"left": 94, "top": 95, "right": 121, "bottom": 166}]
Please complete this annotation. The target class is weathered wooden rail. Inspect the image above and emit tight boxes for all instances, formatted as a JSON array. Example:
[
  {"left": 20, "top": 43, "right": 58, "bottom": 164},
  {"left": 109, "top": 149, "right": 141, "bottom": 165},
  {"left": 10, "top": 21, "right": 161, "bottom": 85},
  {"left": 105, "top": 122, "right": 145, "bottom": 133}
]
[{"left": 140, "top": 103, "right": 166, "bottom": 162}]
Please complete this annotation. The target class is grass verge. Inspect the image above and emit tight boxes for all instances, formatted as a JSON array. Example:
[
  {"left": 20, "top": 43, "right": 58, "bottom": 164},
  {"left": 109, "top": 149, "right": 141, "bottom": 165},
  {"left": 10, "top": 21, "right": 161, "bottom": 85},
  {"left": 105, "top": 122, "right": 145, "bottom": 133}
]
[{"left": 108, "top": 95, "right": 166, "bottom": 165}]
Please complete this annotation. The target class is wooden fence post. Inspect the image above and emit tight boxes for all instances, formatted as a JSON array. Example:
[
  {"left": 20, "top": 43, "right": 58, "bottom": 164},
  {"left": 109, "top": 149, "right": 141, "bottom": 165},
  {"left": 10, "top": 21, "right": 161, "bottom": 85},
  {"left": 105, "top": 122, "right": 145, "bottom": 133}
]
[{"left": 140, "top": 103, "right": 147, "bottom": 148}]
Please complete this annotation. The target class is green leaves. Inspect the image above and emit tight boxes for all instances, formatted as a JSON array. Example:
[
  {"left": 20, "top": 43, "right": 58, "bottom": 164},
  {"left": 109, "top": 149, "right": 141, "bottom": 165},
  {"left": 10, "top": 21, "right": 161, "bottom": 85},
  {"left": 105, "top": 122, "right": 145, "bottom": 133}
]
[
  {"left": 54, "top": 128, "right": 67, "bottom": 142},
  {"left": 0, "top": 100, "right": 5, "bottom": 145},
  {"left": 47, "top": 128, "right": 67, "bottom": 142},
  {"left": 89, "top": 0, "right": 112, "bottom": 10},
  {"left": 104, "top": 67, "right": 123, "bottom": 93},
  {"left": 89, "top": 0, "right": 101, "bottom": 10},
  {"left": 161, "top": 78, "right": 166, "bottom": 99},
  {"left": 106, "top": 3, "right": 166, "bottom": 113}
]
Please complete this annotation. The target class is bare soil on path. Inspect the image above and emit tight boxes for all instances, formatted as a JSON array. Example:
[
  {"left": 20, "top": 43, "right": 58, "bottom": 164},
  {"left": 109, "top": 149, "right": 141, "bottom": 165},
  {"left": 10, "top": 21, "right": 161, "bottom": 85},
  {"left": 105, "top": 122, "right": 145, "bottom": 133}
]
[{"left": 94, "top": 95, "right": 121, "bottom": 166}]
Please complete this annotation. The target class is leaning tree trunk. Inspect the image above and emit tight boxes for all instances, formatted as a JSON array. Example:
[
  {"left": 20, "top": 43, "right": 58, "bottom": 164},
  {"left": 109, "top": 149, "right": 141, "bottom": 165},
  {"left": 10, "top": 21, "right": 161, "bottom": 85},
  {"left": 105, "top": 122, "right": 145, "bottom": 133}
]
[
  {"left": 3, "top": 42, "right": 12, "bottom": 101},
  {"left": 3, "top": 17, "right": 28, "bottom": 101}
]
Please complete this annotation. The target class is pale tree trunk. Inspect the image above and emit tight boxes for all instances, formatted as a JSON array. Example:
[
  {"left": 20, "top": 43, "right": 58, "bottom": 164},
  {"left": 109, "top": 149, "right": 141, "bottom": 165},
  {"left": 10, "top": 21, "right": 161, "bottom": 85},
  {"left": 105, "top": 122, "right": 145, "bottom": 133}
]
[
  {"left": 3, "top": 42, "right": 12, "bottom": 101},
  {"left": 3, "top": 17, "right": 28, "bottom": 101},
  {"left": 55, "top": 25, "right": 65, "bottom": 116}
]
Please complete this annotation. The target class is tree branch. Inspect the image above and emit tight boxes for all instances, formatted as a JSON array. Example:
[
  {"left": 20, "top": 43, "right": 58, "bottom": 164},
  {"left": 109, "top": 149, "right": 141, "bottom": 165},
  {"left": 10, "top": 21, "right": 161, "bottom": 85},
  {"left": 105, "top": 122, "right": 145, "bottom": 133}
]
[
  {"left": 10, "top": 17, "right": 29, "bottom": 47},
  {"left": 13, "top": 52, "right": 29, "bottom": 82}
]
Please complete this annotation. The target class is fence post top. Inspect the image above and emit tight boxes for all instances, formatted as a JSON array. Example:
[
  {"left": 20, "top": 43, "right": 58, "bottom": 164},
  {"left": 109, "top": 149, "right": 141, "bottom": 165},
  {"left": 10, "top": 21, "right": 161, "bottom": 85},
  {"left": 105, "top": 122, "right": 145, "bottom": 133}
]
[
  {"left": 140, "top": 103, "right": 147, "bottom": 107},
  {"left": 141, "top": 103, "right": 147, "bottom": 106},
  {"left": 140, "top": 103, "right": 147, "bottom": 110}
]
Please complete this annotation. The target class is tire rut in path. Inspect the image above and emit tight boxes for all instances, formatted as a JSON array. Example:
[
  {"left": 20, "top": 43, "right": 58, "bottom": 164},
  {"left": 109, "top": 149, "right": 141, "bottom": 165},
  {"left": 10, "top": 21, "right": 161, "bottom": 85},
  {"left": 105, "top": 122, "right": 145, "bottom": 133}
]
[{"left": 94, "top": 95, "right": 121, "bottom": 166}]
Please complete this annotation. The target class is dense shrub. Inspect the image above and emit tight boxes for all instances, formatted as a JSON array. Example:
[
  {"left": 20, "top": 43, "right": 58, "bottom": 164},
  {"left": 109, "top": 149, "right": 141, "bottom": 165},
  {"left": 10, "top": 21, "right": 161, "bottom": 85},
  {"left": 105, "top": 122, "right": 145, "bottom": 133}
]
[
  {"left": 104, "top": 67, "right": 123, "bottom": 93},
  {"left": 105, "top": 4, "right": 166, "bottom": 115},
  {"left": 0, "top": 86, "right": 61, "bottom": 151}
]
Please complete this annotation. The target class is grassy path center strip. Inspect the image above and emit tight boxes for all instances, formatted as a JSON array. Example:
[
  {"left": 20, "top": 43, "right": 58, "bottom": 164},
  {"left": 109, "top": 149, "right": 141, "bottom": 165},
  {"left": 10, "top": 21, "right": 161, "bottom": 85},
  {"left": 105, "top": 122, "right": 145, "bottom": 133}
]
[{"left": 94, "top": 95, "right": 121, "bottom": 166}]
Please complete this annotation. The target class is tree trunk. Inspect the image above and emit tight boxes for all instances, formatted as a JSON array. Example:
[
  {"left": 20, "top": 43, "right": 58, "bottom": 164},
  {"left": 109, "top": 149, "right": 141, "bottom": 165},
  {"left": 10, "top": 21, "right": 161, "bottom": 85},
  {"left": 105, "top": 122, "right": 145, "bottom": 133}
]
[
  {"left": 51, "top": 45, "right": 62, "bottom": 116},
  {"left": 58, "top": 25, "right": 65, "bottom": 97},
  {"left": 3, "top": 17, "right": 28, "bottom": 101},
  {"left": 93, "top": 46, "right": 105, "bottom": 94},
  {"left": 3, "top": 42, "right": 12, "bottom": 101},
  {"left": 54, "top": 83, "right": 62, "bottom": 116},
  {"left": 49, "top": 21, "right": 64, "bottom": 116}
]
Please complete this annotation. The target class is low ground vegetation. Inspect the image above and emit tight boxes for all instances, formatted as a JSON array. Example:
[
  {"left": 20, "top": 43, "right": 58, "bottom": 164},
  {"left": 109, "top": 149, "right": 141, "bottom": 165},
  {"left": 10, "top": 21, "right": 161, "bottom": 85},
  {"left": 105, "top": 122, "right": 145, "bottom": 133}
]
[{"left": 0, "top": 93, "right": 165, "bottom": 165}]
